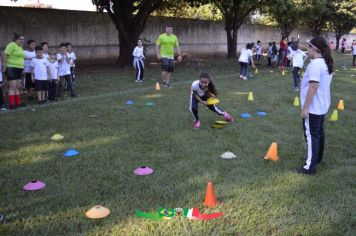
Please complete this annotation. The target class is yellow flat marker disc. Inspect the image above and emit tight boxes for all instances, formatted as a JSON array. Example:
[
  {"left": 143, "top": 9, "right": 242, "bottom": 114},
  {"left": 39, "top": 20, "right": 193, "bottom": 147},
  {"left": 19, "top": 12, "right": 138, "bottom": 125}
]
[
  {"left": 85, "top": 205, "right": 110, "bottom": 219},
  {"left": 215, "top": 121, "right": 227, "bottom": 125},
  {"left": 212, "top": 124, "right": 225, "bottom": 129},
  {"left": 207, "top": 97, "right": 220, "bottom": 105},
  {"left": 51, "top": 134, "right": 64, "bottom": 141}
]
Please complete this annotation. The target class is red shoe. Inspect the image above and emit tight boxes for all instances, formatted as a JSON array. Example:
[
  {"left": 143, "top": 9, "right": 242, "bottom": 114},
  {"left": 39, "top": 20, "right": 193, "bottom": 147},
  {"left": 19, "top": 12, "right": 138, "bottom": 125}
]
[{"left": 223, "top": 112, "right": 233, "bottom": 123}]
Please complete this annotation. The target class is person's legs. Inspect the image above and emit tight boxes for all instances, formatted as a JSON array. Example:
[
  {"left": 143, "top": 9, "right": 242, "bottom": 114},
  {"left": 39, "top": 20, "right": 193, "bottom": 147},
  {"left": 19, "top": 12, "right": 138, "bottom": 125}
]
[
  {"left": 165, "top": 59, "right": 174, "bottom": 86},
  {"left": 64, "top": 74, "right": 76, "bottom": 97},
  {"left": 189, "top": 94, "right": 199, "bottom": 122},
  {"left": 301, "top": 114, "right": 322, "bottom": 173},
  {"left": 292, "top": 67, "right": 300, "bottom": 89},
  {"left": 353, "top": 55, "right": 356, "bottom": 66},
  {"left": 8, "top": 80, "right": 16, "bottom": 108},
  {"left": 139, "top": 60, "right": 144, "bottom": 81},
  {"left": 317, "top": 115, "right": 325, "bottom": 164},
  {"left": 0, "top": 82, "right": 4, "bottom": 108},
  {"left": 161, "top": 58, "right": 169, "bottom": 85},
  {"left": 58, "top": 76, "right": 65, "bottom": 98}
]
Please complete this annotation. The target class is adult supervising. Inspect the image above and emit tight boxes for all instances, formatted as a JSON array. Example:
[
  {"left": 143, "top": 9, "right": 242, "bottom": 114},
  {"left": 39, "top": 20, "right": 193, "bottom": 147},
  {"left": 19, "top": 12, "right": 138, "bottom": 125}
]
[{"left": 156, "top": 26, "right": 182, "bottom": 88}]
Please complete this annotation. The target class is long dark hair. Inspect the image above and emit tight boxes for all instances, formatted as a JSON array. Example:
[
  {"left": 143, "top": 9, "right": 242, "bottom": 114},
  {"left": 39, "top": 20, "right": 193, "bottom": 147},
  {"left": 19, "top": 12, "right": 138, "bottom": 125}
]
[
  {"left": 200, "top": 72, "right": 217, "bottom": 96},
  {"left": 13, "top": 33, "right": 24, "bottom": 42},
  {"left": 310, "top": 36, "right": 334, "bottom": 74}
]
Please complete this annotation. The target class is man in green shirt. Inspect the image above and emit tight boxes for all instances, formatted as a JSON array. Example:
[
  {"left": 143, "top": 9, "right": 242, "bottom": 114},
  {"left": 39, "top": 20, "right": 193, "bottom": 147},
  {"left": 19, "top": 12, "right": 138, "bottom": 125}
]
[{"left": 156, "top": 26, "right": 182, "bottom": 87}]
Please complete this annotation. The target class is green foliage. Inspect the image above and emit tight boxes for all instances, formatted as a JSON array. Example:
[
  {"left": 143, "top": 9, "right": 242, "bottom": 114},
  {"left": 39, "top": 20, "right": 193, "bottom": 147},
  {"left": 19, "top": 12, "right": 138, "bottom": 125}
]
[
  {"left": 330, "top": 0, "right": 356, "bottom": 37},
  {"left": 267, "top": 0, "right": 302, "bottom": 38},
  {"left": 154, "top": 3, "right": 222, "bottom": 20}
]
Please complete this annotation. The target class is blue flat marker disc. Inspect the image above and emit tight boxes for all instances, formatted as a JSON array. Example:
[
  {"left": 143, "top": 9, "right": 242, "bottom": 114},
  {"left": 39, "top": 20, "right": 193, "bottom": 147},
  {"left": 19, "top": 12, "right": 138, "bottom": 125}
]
[
  {"left": 240, "top": 113, "right": 251, "bottom": 118},
  {"left": 256, "top": 111, "right": 267, "bottom": 117}
]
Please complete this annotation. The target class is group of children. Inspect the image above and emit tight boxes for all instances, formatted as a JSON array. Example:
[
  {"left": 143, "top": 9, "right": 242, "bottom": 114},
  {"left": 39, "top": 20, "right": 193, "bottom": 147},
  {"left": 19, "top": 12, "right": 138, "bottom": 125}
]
[
  {"left": 0, "top": 40, "right": 77, "bottom": 110},
  {"left": 24, "top": 41, "right": 77, "bottom": 104}
]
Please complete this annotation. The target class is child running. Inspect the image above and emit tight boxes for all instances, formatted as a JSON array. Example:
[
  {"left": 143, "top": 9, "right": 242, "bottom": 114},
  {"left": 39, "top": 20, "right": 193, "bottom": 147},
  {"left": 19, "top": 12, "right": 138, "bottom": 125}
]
[
  {"left": 132, "top": 39, "right": 145, "bottom": 82},
  {"left": 238, "top": 43, "right": 256, "bottom": 80},
  {"left": 189, "top": 72, "right": 233, "bottom": 129}
]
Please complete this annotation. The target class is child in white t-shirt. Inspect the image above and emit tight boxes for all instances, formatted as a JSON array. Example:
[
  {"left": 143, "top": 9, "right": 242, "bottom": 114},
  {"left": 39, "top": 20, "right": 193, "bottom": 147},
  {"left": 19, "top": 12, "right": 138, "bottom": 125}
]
[
  {"left": 31, "top": 46, "right": 50, "bottom": 104},
  {"left": 238, "top": 43, "right": 256, "bottom": 80},
  {"left": 351, "top": 40, "right": 356, "bottom": 66},
  {"left": 287, "top": 41, "right": 307, "bottom": 92},
  {"left": 57, "top": 43, "right": 76, "bottom": 98},
  {"left": 255, "top": 40, "right": 262, "bottom": 65},
  {"left": 24, "top": 40, "right": 36, "bottom": 96},
  {"left": 66, "top": 42, "right": 77, "bottom": 87},
  {"left": 47, "top": 49, "right": 59, "bottom": 101},
  {"left": 297, "top": 36, "right": 334, "bottom": 175},
  {"left": 189, "top": 72, "right": 233, "bottom": 129},
  {"left": 41, "top": 42, "right": 49, "bottom": 59},
  {"left": 132, "top": 39, "right": 145, "bottom": 82}
]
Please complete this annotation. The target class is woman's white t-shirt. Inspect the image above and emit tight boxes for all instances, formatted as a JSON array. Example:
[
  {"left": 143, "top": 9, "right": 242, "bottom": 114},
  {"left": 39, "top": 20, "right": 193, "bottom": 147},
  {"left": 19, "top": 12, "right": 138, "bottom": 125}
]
[{"left": 300, "top": 58, "right": 332, "bottom": 115}]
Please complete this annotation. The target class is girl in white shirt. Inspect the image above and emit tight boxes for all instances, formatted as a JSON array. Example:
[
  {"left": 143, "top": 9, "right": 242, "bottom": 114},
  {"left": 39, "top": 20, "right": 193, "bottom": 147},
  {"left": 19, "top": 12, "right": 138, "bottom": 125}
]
[
  {"left": 189, "top": 73, "right": 233, "bottom": 129},
  {"left": 238, "top": 43, "right": 256, "bottom": 80},
  {"left": 132, "top": 39, "right": 145, "bottom": 82},
  {"left": 297, "top": 36, "right": 334, "bottom": 175}
]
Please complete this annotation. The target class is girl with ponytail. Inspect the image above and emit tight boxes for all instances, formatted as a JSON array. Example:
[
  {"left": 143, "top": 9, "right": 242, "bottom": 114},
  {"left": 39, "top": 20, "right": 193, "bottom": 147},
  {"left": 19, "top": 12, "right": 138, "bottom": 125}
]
[{"left": 296, "top": 36, "right": 333, "bottom": 175}]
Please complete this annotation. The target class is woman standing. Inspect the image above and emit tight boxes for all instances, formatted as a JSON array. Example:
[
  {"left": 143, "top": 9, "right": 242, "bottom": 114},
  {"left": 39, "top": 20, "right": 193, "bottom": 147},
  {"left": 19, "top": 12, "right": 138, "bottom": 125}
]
[
  {"left": 297, "top": 36, "right": 334, "bottom": 175},
  {"left": 278, "top": 35, "right": 287, "bottom": 68},
  {"left": 2, "top": 33, "right": 25, "bottom": 109}
]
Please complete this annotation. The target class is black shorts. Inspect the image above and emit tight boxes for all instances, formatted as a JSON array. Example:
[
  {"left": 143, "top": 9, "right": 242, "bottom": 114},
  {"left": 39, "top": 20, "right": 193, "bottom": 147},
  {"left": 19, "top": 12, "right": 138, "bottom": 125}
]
[
  {"left": 161, "top": 58, "right": 174, "bottom": 72},
  {"left": 35, "top": 80, "right": 48, "bottom": 91},
  {"left": 25, "top": 73, "right": 35, "bottom": 89},
  {"left": 6, "top": 67, "right": 23, "bottom": 81}
]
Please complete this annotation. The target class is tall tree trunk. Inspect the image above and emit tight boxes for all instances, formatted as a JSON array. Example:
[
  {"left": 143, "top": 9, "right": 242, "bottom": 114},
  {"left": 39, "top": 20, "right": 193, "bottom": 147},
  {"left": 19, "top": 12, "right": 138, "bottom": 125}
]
[
  {"left": 225, "top": 27, "right": 238, "bottom": 59},
  {"left": 116, "top": 29, "right": 137, "bottom": 67},
  {"left": 335, "top": 35, "right": 341, "bottom": 50}
]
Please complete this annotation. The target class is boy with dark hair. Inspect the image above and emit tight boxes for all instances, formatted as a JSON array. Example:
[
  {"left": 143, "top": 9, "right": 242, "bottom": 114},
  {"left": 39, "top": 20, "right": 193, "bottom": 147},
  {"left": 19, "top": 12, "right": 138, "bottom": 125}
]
[
  {"left": 30, "top": 46, "right": 50, "bottom": 104},
  {"left": 57, "top": 43, "right": 76, "bottom": 98}
]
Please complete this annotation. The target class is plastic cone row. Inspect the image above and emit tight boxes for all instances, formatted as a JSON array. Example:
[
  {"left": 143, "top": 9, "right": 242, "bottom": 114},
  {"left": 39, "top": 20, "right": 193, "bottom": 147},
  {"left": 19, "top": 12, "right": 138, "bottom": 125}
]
[
  {"left": 203, "top": 181, "right": 219, "bottom": 207},
  {"left": 248, "top": 92, "right": 254, "bottom": 101},
  {"left": 330, "top": 109, "right": 338, "bottom": 121},
  {"left": 264, "top": 142, "right": 279, "bottom": 161},
  {"left": 155, "top": 82, "right": 160, "bottom": 91},
  {"left": 337, "top": 100, "right": 344, "bottom": 110},
  {"left": 293, "top": 97, "right": 300, "bottom": 107}
]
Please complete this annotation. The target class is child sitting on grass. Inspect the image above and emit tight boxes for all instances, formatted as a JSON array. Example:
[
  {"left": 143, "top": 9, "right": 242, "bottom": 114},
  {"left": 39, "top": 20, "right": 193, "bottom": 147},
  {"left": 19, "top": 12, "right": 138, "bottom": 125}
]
[{"left": 189, "top": 72, "right": 233, "bottom": 129}]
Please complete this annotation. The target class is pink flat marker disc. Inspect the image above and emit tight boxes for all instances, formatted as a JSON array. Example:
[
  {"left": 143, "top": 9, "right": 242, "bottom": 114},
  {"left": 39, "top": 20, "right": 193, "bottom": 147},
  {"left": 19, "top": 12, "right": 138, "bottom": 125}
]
[
  {"left": 23, "top": 180, "right": 46, "bottom": 191},
  {"left": 133, "top": 166, "right": 154, "bottom": 176}
]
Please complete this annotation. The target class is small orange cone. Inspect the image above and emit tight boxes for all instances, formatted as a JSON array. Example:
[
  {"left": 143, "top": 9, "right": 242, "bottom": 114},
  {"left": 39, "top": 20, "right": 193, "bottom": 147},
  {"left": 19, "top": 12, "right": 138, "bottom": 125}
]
[
  {"left": 337, "top": 100, "right": 344, "bottom": 110},
  {"left": 155, "top": 82, "right": 160, "bottom": 91},
  {"left": 264, "top": 142, "right": 279, "bottom": 161},
  {"left": 203, "top": 181, "right": 219, "bottom": 207}
]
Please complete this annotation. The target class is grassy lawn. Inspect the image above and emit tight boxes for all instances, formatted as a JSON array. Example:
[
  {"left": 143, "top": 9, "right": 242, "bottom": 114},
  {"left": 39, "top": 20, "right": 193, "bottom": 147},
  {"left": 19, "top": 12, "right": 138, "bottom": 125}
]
[{"left": 0, "top": 53, "right": 355, "bottom": 236}]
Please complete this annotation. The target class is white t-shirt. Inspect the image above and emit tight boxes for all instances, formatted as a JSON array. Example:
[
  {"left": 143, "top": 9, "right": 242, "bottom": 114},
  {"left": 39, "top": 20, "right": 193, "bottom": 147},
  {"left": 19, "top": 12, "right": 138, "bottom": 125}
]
[
  {"left": 191, "top": 80, "right": 206, "bottom": 97},
  {"left": 47, "top": 60, "right": 59, "bottom": 80},
  {"left": 30, "top": 57, "right": 49, "bottom": 81},
  {"left": 24, "top": 50, "right": 36, "bottom": 73},
  {"left": 239, "top": 48, "right": 253, "bottom": 63},
  {"left": 352, "top": 45, "right": 356, "bottom": 55},
  {"left": 132, "top": 46, "right": 144, "bottom": 58},
  {"left": 300, "top": 58, "right": 332, "bottom": 115},
  {"left": 57, "top": 53, "right": 71, "bottom": 76},
  {"left": 289, "top": 49, "right": 306, "bottom": 68},
  {"left": 256, "top": 44, "right": 262, "bottom": 55},
  {"left": 68, "top": 51, "right": 76, "bottom": 67}
]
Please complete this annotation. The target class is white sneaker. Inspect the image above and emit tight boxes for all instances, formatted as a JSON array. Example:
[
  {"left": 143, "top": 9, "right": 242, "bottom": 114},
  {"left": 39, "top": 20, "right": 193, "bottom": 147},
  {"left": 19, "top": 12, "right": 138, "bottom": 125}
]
[
  {"left": 294, "top": 87, "right": 300, "bottom": 92},
  {"left": 0, "top": 107, "right": 6, "bottom": 112}
]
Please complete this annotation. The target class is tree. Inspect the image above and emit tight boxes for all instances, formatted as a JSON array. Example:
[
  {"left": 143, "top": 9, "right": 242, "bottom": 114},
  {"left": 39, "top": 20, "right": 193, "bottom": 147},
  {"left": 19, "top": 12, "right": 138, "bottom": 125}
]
[
  {"left": 92, "top": 0, "right": 174, "bottom": 67},
  {"left": 330, "top": 1, "right": 356, "bottom": 50},
  {"left": 299, "top": 0, "right": 334, "bottom": 36},
  {"left": 189, "top": 0, "right": 267, "bottom": 58},
  {"left": 267, "top": 0, "right": 302, "bottom": 39}
]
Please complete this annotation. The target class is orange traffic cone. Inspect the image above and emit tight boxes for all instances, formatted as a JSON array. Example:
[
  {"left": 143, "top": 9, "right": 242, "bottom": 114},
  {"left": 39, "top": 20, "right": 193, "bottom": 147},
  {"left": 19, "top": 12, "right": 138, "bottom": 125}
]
[
  {"left": 203, "top": 181, "right": 219, "bottom": 207},
  {"left": 337, "top": 100, "right": 344, "bottom": 110},
  {"left": 264, "top": 142, "right": 279, "bottom": 161},
  {"left": 155, "top": 82, "right": 160, "bottom": 91}
]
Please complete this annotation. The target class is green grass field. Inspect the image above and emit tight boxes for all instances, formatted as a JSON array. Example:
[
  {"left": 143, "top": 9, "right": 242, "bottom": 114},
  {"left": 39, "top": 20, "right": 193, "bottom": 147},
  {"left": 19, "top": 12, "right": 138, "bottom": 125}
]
[{"left": 0, "top": 53, "right": 355, "bottom": 236}]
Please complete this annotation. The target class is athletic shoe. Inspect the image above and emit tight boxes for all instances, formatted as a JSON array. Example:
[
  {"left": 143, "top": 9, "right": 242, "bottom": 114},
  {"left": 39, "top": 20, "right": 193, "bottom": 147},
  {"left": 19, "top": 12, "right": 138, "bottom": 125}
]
[
  {"left": 0, "top": 107, "right": 6, "bottom": 112},
  {"left": 295, "top": 167, "right": 316, "bottom": 175},
  {"left": 135, "top": 80, "right": 140, "bottom": 82},
  {"left": 193, "top": 120, "right": 201, "bottom": 129},
  {"left": 223, "top": 112, "right": 233, "bottom": 123},
  {"left": 294, "top": 87, "right": 300, "bottom": 92}
]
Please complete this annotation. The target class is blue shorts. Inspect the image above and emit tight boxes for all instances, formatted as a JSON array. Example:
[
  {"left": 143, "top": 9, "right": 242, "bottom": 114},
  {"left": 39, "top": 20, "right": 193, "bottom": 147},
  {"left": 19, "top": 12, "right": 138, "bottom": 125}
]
[{"left": 161, "top": 58, "right": 174, "bottom": 72}]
